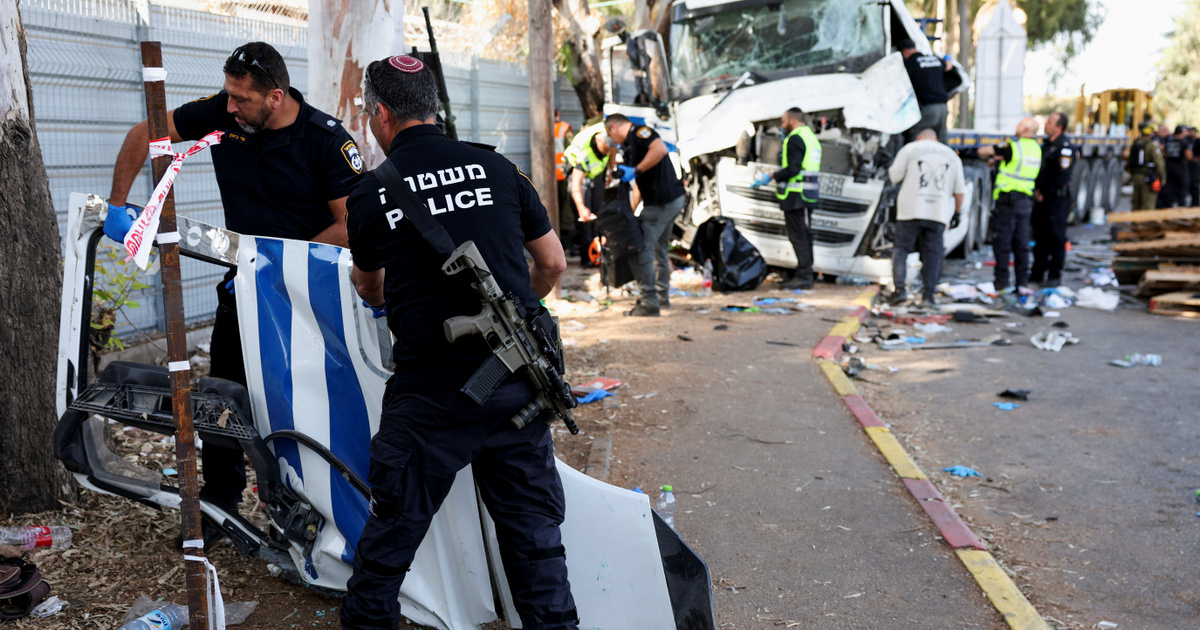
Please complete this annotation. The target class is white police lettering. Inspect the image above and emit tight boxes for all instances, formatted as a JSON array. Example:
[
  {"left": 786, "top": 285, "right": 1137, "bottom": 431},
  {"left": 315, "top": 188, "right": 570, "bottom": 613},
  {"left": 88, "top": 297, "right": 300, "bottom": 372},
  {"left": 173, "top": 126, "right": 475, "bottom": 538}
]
[
  {"left": 391, "top": 163, "right": 493, "bottom": 215},
  {"left": 378, "top": 187, "right": 387, "bottom": 205},
  {"left": 386, "top": 208, "right": 405, "bottom": 229}
]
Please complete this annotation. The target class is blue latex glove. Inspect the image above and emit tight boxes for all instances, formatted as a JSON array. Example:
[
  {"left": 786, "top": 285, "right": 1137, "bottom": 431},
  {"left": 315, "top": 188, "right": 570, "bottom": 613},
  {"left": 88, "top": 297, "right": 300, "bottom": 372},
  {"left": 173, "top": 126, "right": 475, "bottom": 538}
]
[
  {"left": 361, "top": 300, "right": 387, "bottom": 319},
  {"left": 615, "top": 165, "right": 637, "bottom": 182},
  {"left": 751, "top": 173, "right": 772, "bottom": 188},
  {"left": 577, "top": 389, "right": 612, "bottom": 404},
  {"left": 103, "top": 203, "right": 139, "bottom": 244},
  {"left": 993, "top": 402, "right": 1020, "bottom": 411},
  {"left": 943, "top": 465, "right": 982, "bottom": 478},
  {"left": 224, "top": 278, "right": 236, "bottom": 296}
]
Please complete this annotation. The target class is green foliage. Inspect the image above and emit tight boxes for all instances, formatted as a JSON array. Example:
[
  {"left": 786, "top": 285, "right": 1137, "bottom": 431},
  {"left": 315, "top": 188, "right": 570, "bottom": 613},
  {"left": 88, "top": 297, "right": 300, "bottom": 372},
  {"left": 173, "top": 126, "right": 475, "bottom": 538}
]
[
  {"left": 1025, "top": 93, "right": 1075, "bottom": 116},
  {"left": 1154, "top": 0, "right": 1200, "bottom": 127},
  {"left": 90, "top": 244, "right": 151, "bottom": 352}
]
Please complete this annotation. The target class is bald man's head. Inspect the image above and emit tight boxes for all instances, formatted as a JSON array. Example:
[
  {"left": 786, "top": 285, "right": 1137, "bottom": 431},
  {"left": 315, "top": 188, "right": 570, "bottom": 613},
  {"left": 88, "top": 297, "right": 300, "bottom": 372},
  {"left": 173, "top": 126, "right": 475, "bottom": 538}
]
[
  {"left": 1015, "top": 117, "right": 1039, "bottom": 138},
  {"left": 916, "top": 128, "right": 938, "bottom": 141}
]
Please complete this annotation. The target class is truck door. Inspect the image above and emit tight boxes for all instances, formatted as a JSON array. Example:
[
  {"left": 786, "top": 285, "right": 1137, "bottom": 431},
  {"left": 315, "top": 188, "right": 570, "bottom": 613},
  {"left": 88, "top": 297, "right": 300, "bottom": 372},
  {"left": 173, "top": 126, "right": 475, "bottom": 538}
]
[{"left": 602, "top": 30, "right": 682, "bottom": 178}]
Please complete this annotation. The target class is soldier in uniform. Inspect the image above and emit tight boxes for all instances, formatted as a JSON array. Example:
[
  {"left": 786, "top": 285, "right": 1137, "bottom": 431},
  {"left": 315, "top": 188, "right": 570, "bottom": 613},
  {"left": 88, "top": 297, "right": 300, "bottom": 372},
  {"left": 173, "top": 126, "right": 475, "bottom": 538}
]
[
  {"left": 978, "top": 118, "right": 1042, "bottom": 293},
  {"left": 1159, "top": 125, "right": 1193, "bottom": 208},
  {"left": 340, "top": 55, "right": 576, "bottom": 630},
  {"left": 1127, "top": 122, "right": 1165, "bottom": 211},
  {"left": 753, "top": 107, "right": 822, "bottom": 290},
  {"left": 563, "top": 120, "right": 616, "bottom": 266},
  {"left": 104, "top": 42, "right": 363, "bottom": 537},
  {"left": 1030, "top": 112, "right": 1075, "bottom": 288}
]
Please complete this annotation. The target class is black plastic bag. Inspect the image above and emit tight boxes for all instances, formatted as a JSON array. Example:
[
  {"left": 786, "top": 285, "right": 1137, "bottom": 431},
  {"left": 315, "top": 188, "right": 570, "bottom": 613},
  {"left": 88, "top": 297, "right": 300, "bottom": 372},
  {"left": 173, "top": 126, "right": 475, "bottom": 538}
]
[
  {"left": 688, "top": 217, "right": 768, "bottom": 292},
  {"left": 596, "top": 183, "right": 643, "bottom": 289}
]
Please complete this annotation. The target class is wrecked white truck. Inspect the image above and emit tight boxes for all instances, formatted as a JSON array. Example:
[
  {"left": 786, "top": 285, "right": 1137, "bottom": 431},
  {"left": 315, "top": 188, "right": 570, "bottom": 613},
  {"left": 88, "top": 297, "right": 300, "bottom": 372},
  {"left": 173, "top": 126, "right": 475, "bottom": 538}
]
[
  {"left": 603, "top": 0, "right": 982, "bottom": 284},
  {"left": 53, "top": 193, "right": 715, "bottom": 630}
]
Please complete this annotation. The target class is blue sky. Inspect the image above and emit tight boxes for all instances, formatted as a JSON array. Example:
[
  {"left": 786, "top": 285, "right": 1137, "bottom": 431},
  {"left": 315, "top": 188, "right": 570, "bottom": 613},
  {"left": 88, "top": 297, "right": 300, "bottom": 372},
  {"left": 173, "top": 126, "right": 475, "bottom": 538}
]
[{"left": 1023, "top": 0, "right": 1186, "bottom": 95}]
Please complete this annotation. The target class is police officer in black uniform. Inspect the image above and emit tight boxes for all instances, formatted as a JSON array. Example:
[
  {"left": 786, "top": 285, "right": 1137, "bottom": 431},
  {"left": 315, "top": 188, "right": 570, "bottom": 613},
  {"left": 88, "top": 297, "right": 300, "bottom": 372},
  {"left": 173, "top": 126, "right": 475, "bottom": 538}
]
[
  {"left": 1030, "top": 112, "right": 1075, "bottom": 288},
  {"left": 340, "top": 55, "right": 576, "bottom": 630},
  {"left": 105, "top": 42, "right": 363, "bottom": 526},
  {"left": 1186, "top": 126, "right": 1200, "bottom": 206},
  {"left": 898, "top": 38, "right": 954, "bottom": 143},
  {"left": 1159, "top": 125, "right": 1193, "bottom": 208}
]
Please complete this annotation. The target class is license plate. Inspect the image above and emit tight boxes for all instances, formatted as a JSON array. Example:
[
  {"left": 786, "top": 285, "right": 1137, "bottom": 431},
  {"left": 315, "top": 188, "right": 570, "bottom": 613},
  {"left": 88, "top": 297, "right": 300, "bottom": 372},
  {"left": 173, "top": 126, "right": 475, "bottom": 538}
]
[{"left": 819, "top": 175, "right": 844, "bottom": 197}]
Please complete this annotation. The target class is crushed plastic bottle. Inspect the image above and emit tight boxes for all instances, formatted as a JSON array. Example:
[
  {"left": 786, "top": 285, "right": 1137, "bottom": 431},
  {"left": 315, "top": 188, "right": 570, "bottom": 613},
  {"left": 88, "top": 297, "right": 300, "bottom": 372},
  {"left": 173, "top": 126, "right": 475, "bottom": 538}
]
[
  {"left": 1124, "top": 353, "right": 1162, "bottom": 366},
  {"left": 0, "top": 525, "right": 72, "bottom": 551},
  {"left": 701, "top": 262, "right": 713, "bottom": 297},
  {"left": 655, "top": 485, "right": 676, "bottom": 529},
  {"left": 118, "top": 603, "right": 189, "bottom": 630}
]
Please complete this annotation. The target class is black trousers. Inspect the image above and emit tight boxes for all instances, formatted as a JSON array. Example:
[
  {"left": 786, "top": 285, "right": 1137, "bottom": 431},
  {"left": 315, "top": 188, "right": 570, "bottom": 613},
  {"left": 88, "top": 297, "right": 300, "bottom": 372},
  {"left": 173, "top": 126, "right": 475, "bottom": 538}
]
[
  {"left": 891, "top": 219, "right": 944, "bottom": 300},
  {"left": 1189, "top": 168, "right": 1200, "bottom": 207},
  {"left": 782, "top": 201, "right": 815, "bottom": 283},
  {"left": 1159, "top": 169, "right": 1190, "bottom": 208},
  {"left": 991, "top": 192, "right": 1033, "bottom": 290},
  {"left": 202, "top": 270, "right": 248, "bottom": 510},
  {"left": 1030, "top": 194, "right": 1071, "bottom": 283},
  {"left": 340, "top": 379, "right": 578, "bottom": 630},
  {"left": 575, "top": 176, "right": 605, "bottom": 266}
]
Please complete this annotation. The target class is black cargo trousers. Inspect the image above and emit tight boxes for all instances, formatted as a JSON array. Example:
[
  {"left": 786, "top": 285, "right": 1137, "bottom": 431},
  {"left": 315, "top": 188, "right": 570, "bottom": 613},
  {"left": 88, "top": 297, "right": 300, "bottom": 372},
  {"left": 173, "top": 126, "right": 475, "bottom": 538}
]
[
  {"left": 339, "top": 376, "right": 578, "bottom": 630},
  {"left": 781, "top": 196, "right": 818, "bottom": 285},
  {"left": 990, "top": 191, "right": 1034, "bottom": 290},
  {"left": 1030, "top": 192, "right": 1071, "bottom": 284}
]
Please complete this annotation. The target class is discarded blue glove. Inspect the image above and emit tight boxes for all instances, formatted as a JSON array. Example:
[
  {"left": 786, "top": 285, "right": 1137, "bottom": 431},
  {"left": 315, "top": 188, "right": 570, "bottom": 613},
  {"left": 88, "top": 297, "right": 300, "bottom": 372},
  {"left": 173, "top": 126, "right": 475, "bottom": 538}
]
[
  {"left": 752, "top": 173, "right": 772, "bottom": 188},
  {"left": 615, "top": 165, "right": 637, "bottom": 182},
  {"left": 103, "top": 203, "right": 139, "bottom": 244},
  {"left": 992, "top": 402, "right": 1020, "bottom": 411},
  {"left": 905, "top": 336, "right": 926, "bottom": 344},
  {"left": 943, "top": 465, "right": 982, "bottom": 478},
  {"left": 577, "top": 389, "right": 613, "bottom": 404},
  {"left": 224, "top": 278, "right": 236, "bottom": 296},
  {"left": 361, "top": 300, "right": 387, "bottom": 319}
]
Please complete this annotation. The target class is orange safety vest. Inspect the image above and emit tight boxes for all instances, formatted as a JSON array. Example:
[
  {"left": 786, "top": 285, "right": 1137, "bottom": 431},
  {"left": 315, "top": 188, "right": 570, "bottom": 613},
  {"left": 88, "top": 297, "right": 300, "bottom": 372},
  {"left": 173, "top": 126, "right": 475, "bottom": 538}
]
[{"left": 554, "top": 120, "right": 571, "bottom": 181}]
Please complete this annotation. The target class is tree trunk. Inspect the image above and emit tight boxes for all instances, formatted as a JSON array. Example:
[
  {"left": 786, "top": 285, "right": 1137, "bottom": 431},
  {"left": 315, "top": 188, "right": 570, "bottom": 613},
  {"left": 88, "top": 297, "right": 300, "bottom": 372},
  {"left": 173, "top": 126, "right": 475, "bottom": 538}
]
[
  {"left": 0, "top": 1, "right": 76, "bottom": 515},
  {"left": 308, "top": 0, "right": 404, "bottom": 170},
  {"left": 554, "top": 0, "right": 604, "bottom": 121}
]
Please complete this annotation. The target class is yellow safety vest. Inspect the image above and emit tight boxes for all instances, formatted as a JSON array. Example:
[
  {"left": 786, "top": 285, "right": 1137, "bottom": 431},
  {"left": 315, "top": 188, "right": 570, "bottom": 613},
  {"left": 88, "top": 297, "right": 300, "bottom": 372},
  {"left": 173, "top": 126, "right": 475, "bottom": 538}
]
[
  {"left": 993, "top": 138, "right": 1042, "bottom": 199},
  {"left": 554, "top": 121, "right": 571, "bottom": 181},
  {"left": 777, "top": 125, "right": 822, "bottom": 203},
  {"left": 563, "top": 122, "right": 609, "bottom": 179}
]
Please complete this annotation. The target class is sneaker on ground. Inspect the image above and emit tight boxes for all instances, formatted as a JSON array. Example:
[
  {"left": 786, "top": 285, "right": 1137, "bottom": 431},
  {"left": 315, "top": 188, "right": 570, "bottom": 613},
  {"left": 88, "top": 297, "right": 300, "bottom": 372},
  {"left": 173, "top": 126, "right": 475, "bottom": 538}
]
[{"left": 780, "top": 277, "right": 813, "bottom": 290}]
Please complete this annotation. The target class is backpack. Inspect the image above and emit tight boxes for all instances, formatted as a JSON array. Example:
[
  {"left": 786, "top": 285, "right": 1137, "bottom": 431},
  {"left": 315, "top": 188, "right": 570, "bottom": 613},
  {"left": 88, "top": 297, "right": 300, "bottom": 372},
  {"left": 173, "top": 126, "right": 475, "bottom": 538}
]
[{"left": 0, "top": 557, "right": 50, "bottom": 620}]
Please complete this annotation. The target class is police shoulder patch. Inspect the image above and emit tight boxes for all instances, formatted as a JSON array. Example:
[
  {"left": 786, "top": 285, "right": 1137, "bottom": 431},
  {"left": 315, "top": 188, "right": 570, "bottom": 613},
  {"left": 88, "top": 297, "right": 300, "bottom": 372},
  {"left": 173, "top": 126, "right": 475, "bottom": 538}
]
[
  {"left": 310, "top": 111, "right": 342, "bottom": 133},
  {"left": 1061, "top": 147, "right": 1072, "bottom": 156},
  {"left": 637, "top": 126, "right": 653, "bottom": 139},
  {"left": 191, "top": 93, "right": 218, "bottom": 103},
  {"left": 341, "top": 140, "right": 364, "bottom": 174}
]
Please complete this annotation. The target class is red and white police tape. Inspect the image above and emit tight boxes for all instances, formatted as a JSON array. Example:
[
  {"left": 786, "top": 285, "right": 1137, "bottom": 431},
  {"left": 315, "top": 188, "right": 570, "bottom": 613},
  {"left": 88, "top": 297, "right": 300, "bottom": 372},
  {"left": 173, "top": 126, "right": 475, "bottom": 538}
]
[{"left": 123, "top": 130, "right": 223, "bottom": 269}]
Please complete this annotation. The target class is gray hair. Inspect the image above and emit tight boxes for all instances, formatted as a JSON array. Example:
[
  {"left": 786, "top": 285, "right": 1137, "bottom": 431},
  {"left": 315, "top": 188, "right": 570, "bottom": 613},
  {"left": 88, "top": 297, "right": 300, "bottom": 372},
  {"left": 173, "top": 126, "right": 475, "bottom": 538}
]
[{"left": 363, "top": 60, "right": 439, "bottom": 124}]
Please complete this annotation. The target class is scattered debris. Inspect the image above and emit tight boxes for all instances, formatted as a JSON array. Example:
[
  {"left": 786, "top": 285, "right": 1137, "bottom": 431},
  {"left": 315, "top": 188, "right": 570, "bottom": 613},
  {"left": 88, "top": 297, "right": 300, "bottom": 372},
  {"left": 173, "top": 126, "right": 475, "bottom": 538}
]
[
  {"left": 992, "top": 402, "right": 1020, "bottom": 411},
  {"left": 998, "top": 389, "right": 1031, "bottom": 401},
  {"left": 765, "top": 340, "right": 798, "bottom": 347},
  {"left": 1111, "top": 353, "right": 1162, "bottom": 368},
  {"left": 677, "top": 335, "right": 693, "bottom": 342},
  {"left": 1031, "top": 331, "right": 1081, "bottom": 352},
  {"left": 578, "top": 390, "right": 614, "bottom": 404},
  {"left": 713, "top": 324, "right": 729, "bottom": 331},
  {"left": 1075, "top": 287, "right": 1120, "bottom": 311},
  {"left": 913, "top": 322, "right": 952, "bottom": 334},
  {"left": 571, "top": 377, "right": 623, "bottom": 397}
]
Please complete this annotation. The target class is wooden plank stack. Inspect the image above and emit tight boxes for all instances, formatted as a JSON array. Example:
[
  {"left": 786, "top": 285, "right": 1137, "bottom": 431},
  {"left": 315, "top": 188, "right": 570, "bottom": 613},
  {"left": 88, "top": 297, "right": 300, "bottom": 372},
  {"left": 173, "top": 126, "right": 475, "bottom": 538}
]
[{"left": 1108, "top": 208, "right": 1200, "bottom": 315}]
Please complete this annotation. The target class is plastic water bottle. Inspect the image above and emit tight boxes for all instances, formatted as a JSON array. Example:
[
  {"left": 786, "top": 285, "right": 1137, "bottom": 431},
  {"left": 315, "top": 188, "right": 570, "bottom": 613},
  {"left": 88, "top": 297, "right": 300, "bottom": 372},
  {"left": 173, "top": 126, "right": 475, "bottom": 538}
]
[
  {"left": 701, "top": 262, "right": 713, "bottom": 297},
  {"left": 1125, "top": 353, "right": 1162, "bottom": 366},
  {"left": 0, "top": 525, "right": 72, "bottom": 551},
  {"left": 656, "top": 485, "right": 676, "bottom": 529},
  {"left": 118, "top": 604, "right": 189, "bottom": 630}
]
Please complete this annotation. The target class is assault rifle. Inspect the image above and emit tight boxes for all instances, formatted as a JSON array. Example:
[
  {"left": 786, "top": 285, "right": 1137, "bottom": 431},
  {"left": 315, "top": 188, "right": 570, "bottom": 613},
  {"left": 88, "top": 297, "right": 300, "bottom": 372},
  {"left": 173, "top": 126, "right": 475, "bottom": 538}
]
[
  {"left": 442, "top": 241, "right": 579, "bottom": 434},
  {"left": 410, "top": 6, "right": 457, "bottom": 140}
]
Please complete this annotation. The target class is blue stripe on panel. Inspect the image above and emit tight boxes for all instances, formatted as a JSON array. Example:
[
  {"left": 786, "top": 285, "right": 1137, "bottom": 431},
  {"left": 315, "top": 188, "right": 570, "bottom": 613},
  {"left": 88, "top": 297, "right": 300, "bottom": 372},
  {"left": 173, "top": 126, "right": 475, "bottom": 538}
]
[
  {"left": 255, "top": 239, "right": 303, "bottom": 489},
  {"left": 307, "top": 243, "right": 372, "bottom": 564}
]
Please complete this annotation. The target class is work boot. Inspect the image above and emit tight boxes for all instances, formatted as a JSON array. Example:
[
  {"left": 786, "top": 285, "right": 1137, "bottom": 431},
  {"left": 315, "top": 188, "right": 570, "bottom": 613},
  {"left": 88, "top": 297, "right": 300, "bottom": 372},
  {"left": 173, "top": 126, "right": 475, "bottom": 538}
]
[
  {"left": 780, "top": 277, "right": 813, "bottom": 291},
  {"left": 1043, "top": 277, "right": 1061, "bottom": 288},
  {"left": 885, "top": 291, "right": 908, "bottom": 306},
  {"left": 624, "top": 302, "right": 660, "bottom": 317},
  {"left": 660, "top": 293, "right": 671, "bottom": 309},
  {"left": 921, "top": 294, "right": 938, "bottom": 307}
]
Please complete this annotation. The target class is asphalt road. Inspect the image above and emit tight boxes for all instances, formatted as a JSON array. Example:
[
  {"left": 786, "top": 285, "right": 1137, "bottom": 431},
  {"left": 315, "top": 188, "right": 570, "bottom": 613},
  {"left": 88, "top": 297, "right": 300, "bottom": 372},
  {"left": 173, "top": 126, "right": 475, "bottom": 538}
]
[{"left": 567, "top": 287, "right": 1006, "bottom": 629}]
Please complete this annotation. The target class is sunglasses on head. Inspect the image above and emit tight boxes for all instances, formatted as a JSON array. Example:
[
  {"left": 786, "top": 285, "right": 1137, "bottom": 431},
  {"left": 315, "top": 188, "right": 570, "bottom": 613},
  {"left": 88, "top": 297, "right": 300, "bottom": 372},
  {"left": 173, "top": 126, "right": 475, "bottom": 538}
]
[{"left": 231, "top": 46, "right": 280, "bottom": 91}]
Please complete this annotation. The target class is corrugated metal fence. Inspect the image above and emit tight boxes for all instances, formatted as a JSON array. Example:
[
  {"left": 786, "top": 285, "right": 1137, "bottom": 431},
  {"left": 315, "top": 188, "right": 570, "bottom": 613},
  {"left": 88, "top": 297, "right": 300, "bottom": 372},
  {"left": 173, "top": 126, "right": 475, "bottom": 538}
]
[{"left": 22, "top": 0, "right": 583, "bottom": 340}]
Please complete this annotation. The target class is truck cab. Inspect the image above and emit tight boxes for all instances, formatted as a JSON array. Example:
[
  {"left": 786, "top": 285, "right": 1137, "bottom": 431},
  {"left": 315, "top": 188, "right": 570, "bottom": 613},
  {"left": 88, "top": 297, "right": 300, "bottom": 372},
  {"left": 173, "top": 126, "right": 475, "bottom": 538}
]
[{"left": 603, "top": 0, "right": 988, "bottom": 285}]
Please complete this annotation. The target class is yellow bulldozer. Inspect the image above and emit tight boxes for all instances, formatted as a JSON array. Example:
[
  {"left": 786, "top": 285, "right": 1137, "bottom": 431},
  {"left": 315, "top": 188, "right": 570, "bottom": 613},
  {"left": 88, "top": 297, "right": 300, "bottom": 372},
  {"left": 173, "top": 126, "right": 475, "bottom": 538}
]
[{"left": 1072, "top": 88, "right": 1154, "bottom": 140}]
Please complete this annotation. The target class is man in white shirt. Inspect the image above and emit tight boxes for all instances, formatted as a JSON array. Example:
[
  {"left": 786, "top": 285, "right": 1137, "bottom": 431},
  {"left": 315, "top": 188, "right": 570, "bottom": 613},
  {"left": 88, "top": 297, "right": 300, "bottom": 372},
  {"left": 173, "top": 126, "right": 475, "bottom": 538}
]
[{"left": 886, "top": 127, "right": 965, "bottom": 305}]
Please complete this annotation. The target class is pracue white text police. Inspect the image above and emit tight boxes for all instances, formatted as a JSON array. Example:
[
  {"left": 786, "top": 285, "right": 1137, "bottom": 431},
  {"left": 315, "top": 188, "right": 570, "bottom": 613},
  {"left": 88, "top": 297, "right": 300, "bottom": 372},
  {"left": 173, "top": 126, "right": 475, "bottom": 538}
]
[{"left": 380, "top": 163, "right": 493, "bottom": 230}]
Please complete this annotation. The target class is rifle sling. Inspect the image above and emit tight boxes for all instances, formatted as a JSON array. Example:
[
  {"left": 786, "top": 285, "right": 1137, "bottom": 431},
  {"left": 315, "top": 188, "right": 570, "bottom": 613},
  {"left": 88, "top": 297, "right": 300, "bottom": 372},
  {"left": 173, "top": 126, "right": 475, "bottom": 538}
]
[{"left": 373, "top": 157, "right": 458, "bottom": 260}]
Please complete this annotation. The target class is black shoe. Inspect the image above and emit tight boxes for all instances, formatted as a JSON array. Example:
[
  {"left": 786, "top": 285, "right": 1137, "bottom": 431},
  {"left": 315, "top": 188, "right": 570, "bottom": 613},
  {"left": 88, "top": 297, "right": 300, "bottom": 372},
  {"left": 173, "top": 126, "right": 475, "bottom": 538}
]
[
  {"left": 624, "top": 303, "right": 660, "bottom": 317},
  {"left": 1043, "top": 278, "right": 1061, "bottom": 288},
  {"left": 660, "top": 295, "right": 671, "bottom": 309},
  {"left": 921, "top": 294, "right": 938, "bottom": 306},
  {"left": 780, "top": 277, "right": 813, "bottom": 290},
  {"left": 886, "top": 291, "right": 908, "bottom": 306}
]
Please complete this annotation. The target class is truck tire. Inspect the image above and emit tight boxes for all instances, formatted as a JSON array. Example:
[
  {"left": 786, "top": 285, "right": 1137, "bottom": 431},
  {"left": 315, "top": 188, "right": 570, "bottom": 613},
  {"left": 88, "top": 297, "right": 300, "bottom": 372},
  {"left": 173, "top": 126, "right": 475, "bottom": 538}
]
[
  {"left": 1091, "top": 158, "right": 1111, "bottom": 210},
  {"left": 1107, "top": 159, "right": 1124, "bottom": 213},
  {"left": 1070, "top": 160, "right": 1093, "bottom": 225},
  {"left": 950, "top": 166, "right": 988, "bottom": 257}
]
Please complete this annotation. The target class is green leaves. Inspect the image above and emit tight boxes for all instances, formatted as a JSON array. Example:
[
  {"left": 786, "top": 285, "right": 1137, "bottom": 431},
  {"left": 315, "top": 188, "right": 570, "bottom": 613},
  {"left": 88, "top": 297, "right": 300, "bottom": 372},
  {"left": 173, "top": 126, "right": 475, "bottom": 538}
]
[
  {"left": 1154, "top": 0, "right": 1200, "bottom": 127},
  {"left": 90, "top": 243, "right": 151, "bottom": 352}
]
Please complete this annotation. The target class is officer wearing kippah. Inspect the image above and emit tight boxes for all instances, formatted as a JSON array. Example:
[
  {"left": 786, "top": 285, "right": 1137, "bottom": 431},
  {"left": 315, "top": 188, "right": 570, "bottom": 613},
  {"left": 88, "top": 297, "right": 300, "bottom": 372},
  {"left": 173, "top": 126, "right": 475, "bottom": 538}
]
[
  {"left": 340, "top": 55, "right": 577, "bottom": 630},
  {"left": 978, "top": 118, "right": 1042, "bottom": 293},
  {"left": 1030, "top": 112, "right": 1075, "bottom": 288},
  {"left": 1127, "top": 122, "right": 1166, "bottom": 211}
]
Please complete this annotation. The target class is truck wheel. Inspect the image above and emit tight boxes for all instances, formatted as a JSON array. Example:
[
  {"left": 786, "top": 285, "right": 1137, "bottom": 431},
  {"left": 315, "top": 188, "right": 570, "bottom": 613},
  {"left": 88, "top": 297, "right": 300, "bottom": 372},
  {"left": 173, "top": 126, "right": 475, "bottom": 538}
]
[
  {"left": 1106, "top": 159, "right": 1124, "bottom": 212},
  {"left": 1070, "top": 160, "right": 1093, "bottom": 224},
  {"left": 1091, "top": 158, "right": 1110, "bottom": 210},
  {"left": 950, "top": 169, "right": 986, "bottom": 258}
]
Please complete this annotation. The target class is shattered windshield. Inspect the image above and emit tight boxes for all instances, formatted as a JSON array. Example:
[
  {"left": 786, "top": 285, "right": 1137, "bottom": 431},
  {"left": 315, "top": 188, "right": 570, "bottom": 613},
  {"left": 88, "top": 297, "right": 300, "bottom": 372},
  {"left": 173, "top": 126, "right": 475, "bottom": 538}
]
[{"left": 670, "top": 0, "right": 885, "bottom": 89}]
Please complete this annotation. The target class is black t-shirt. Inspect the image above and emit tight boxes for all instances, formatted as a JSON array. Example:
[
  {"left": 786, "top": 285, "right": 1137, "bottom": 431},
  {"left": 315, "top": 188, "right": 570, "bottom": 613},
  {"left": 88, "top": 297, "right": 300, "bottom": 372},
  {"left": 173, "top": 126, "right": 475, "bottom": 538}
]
[
  {"left": 1035, "top": 134, "right": 1075, "bottom": 192},
  {"left": 1163, "top": 136, "right": 1189, "bottom": 172},
  {"left": 346, "top": 125, "right": 552, "bottom": 389},
  {"left": 623, "top": 125, "right": 685, "bottom": 205},
  {"left": 172, "top": 88, "right": 363, "bottom": 240},
  {"left": 903, "top": 53, "right": 949, "bottom": 107},
  {"left": 1191, "top": 138, "right": 1200, "bottom": 175}
]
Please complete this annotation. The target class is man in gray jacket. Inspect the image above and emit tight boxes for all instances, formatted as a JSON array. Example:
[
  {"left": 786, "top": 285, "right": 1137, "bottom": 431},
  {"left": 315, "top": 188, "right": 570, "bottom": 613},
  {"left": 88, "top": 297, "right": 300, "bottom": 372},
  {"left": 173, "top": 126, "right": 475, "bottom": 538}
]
[{"left": 886, "top": 127, "right": 965, "bottom": 305}]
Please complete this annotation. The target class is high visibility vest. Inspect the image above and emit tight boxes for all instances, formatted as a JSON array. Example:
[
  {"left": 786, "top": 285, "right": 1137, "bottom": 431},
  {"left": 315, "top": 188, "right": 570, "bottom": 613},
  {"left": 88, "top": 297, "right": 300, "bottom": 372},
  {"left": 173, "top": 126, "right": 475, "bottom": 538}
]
[
  {"left": 777, "top": 125, "right": 822, "bottom": 203},
  {"left": 563, "top": 122, "right": 609, "bottom": 179},
  {"left": 554, "top": 121, "right": 571, "bottom": 181},
  {"left": 993, "top": 138, "right": 1042, "bottom": 199}
]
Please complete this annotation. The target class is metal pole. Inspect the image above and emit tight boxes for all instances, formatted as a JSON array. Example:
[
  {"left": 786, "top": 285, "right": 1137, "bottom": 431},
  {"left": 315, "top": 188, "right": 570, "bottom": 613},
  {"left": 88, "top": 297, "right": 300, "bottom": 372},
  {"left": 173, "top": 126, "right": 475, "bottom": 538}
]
[
  {"left": 958, "top": 0, "right": 971, "bottom": 129},
  {"left": 140, "top": 41, "right": 209, "bottom": 628},
  {"left": 528, "top": 0, "right": 559, "bottom": 295}
]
